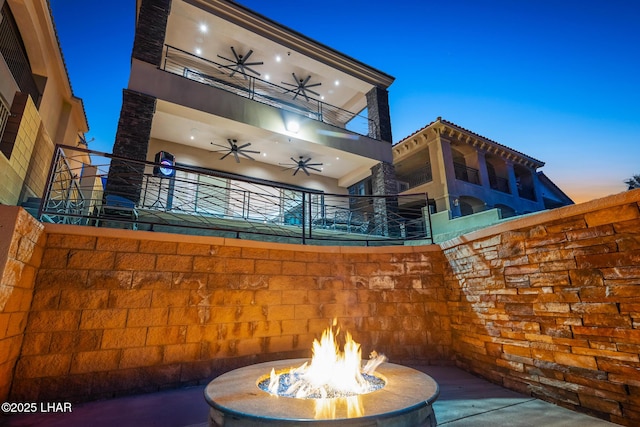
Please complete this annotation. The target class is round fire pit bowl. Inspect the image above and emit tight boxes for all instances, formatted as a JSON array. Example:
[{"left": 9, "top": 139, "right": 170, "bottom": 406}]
[{"left": 205, "top": 358, "right": 439, "bottom": 426}]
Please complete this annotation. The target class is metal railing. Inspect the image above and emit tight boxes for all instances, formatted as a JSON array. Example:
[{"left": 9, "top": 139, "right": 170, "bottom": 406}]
[
  {"left": 454, "top": 162, "right": 480, "bottom": 185},
  {"left": 39, "top": 145, "right": 433, "bottom": 246},
  {"left": 397, "top": 164, "right": 433, "bottom": 191},
  {"left": 40, "top": 147, "right": 86, "bottom": 225},
  {"left": 489, "top": 175, "right": 510, "bottom": 193},
  {"left": 161, "top": 45, "right": 377, "bottom": 139}
]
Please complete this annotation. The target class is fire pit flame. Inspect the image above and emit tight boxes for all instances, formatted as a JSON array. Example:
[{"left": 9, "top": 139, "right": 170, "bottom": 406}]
[{"left": 262, "top": 320, "right": 387, "bottom": 399}]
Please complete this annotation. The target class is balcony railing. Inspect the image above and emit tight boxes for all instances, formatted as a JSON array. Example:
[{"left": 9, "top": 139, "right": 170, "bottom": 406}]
[
  {"left": 41, "top": 147, "right": 86, "bottom": 225},
  {"left": 489, "top": 175, "right": 510, "bottom": 193},
  {"left": 161, "top": 45, "right": 378, "bottom": 139},
  {"left": 518, "top": 185, "right": 536, "bottom": 201},
  {"left": 39, "top": 145, "right": 433, "bottom": 246},
  {"left": 397, "top": 164, "right": 433, "bottom": 191},
  {"left": 453, "top": 162, "right": 480, "bottom": 185}
]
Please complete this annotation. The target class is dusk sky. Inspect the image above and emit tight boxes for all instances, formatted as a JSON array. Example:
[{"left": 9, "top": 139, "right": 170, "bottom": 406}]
[{"left": 49, "top": 0, "right": 640, "bottom": 204}]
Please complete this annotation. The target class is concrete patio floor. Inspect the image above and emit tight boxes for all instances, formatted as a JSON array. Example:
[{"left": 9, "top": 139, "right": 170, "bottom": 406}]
[{"left": 2, "top": 365, "right": 619, "bottom": 426}]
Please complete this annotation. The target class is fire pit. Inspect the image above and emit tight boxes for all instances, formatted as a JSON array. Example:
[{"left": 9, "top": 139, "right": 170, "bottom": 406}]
[{"left": 204, "top": 322, "right": 439, "bottom": 426}]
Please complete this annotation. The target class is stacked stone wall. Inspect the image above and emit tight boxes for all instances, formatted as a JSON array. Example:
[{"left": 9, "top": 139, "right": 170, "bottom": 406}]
[
  {"left": 0, "top": 207, "right": 44, "bottom": 401},
  {"left": 442, "top": 189, "right": 640, "bottom": 426},
  {"left": 10, "top": 229, "right": 449, "bottom": 402}
]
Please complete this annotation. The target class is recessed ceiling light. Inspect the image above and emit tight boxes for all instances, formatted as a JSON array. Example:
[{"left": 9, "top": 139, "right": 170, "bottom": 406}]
[
  {"left": 336, "top": 157, "right": 340, "bottom": 160},
  {"left": 195, "top": 47, "right": 202, "bottom": 55},
  {"left": 199, "top": 23, "right": 208, "bottom": 33},
  {"left": 334, "top": 80, "right": 340, "bottom": 86},
  {"left": 262, "top": 153, "right": 267, "bottom": 157},
  {"left": 286, "top": 120, "right": 300, "bottom": 133},
  {"left": 264, "top": 74, "right": 270, "bottom": 81},
  {"left": 275, "top": 55, "right": 281, "bottom": 62},
  {"left": 190, "top": 136, "right": 195, "bottom": 140},
  {"left": 320, "top": 96, "right": 325, "bottom": 100}
]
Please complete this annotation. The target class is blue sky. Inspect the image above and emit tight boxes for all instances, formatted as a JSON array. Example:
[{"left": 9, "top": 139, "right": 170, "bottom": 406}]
[{"left": 50, "top": 0, "right": 640, "bottom": 203}]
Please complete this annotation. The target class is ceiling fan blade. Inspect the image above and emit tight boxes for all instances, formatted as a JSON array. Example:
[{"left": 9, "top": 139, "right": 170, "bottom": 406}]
[
  {"left": 220, "top": 151, "right": 232, "bottom": 160},
  {"left": 307, "top": 166, "right": 322, "bottom": 172},
  {"left": 243, "top": 149, "right": 260, "bottom": 154},
  {"left": 239, "top": 152, "right": 256, "bottom": 161},
  {"left": 244, "top": 61, "right": 264, "bottom": 66},
  {"left": 233, "top": 151, "right": 240, "bottom": 163},
  {"left": 242, "top": 66, "right": 261, "bottom": 76},
  {"left": 211, "top": 142, "right": 229, "bottom": 149},
  {"left": 230, "top": 46, "right": 240, "bottom": 62},
  {"left": 217, "top": 55, "right": 234, "bottom": 63},
  {"left": 291, "top": 72, "right": 299, "bottom": 83},
  {"left": 306, "top": 82, "right": 322, "bottom": 88},
  {"left": 302, "top": 75, "right": 311, "bottom": 86},
  {"left": 293, "top": 167, "right": 301, "bottom": 176},
  {"left": 306, "top": 89, "right": 321, "bottom": 97},
  {"left": 290, "top": 157, "right": 298, "bottom": 163},
  {"left": 242, "top": 49, "right": 254, "bottom": 62},
  {"left": 303, "top": 157, "right": 312, "bottom": 163},
  {"left": 237, "top": 142, "right": 252, "bottom": 149},
  {"left": 301, "top": 167, "right": 310, "bottom": 176}
]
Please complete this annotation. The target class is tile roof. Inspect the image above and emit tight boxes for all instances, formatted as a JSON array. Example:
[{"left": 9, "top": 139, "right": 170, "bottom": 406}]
[{"left": 395, "top": 117, "right": 544, "bottom": 167}]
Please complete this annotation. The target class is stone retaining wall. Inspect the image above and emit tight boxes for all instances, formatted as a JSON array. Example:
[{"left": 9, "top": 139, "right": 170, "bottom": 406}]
[
  {"left": 0, "top": 207, "right": 44, "bottom": 402},
  {"left": 442, "top": 189, "right": 640, "bottom": 426},
  {"left": 1, "top": 189, "right": 639, "bottom": 425},
  {"left": 9, "top": 227, "right": 449, "bottom": 402}
]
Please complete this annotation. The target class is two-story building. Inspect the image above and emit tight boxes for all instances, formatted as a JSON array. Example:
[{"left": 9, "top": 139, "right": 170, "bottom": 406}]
[
  {"left": 0, "top": 0, "right": 93, "bottom": 209},
  {"left": 393, "top": 117, "right": 573, "bottom": 240}
]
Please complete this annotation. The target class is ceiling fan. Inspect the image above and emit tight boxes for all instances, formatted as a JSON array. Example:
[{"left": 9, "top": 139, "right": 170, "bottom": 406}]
[
  {"left": 281, "top": 73, "right": 322, "bottom": 101},
  {"left": 217, "top": 46, "right": 263, "bottom": 79},
  {"left": 210, "top": 139, "right": 259, "bottom": 163},
  {"left": 280, "top": 156, "right": 323, "bottom": 176}
]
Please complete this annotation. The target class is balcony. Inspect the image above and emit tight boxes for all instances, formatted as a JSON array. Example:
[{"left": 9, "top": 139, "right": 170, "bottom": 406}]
[
  {"left": 161, "top": 45, "right": 377, "bottom": 139},
  {"left": 489, "top": 175, "right": 510, "bottom": 193},
  {"left": 454, "top": 162, "right": 480, "bottom": 185},
  {"left": 397, "top": 164, "right": 433, "bottom": 192},
  {"left": 40, "top": 145, "right": 434, "bottom": 246}
]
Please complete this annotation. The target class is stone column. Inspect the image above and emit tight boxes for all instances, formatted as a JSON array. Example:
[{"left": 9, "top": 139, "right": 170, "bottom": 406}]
[
  {"left": 132, "top": 0, "right": 172, "bottom": 66},
  {"left": 366, "top": 86, "right": 392, "bottom": 143},
  {"left": 105, "top": 90, "right": 157, "bottom": 203},
  {"left": 371, "top": 161, "right": 400, "bottom": 237}
]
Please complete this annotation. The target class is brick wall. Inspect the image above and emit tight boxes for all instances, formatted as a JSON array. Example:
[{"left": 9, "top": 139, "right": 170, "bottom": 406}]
[
  {"left": 0, "top": 206, "right": 45, "bottom": 401},
  {"left": 10, "top": 227, "right": 449, "bottom": 402},
  {"left": 442, "top": 189, "right": 640, "bottom": 426}
]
